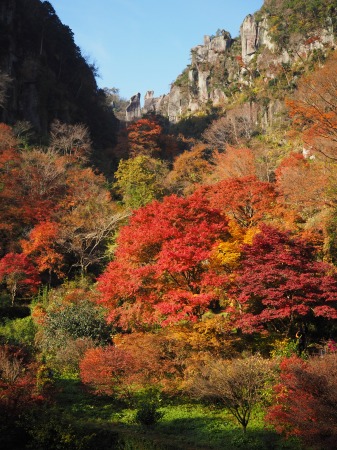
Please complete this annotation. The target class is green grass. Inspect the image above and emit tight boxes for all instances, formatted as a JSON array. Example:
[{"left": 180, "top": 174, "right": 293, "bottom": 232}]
[{"left": 53, "top": 377, "right": 302, "bottom": 450}]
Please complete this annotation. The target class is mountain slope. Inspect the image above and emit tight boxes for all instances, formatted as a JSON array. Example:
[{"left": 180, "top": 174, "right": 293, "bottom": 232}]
[{"left": 0, "top": 0, "right": 118, "bottom": 148}]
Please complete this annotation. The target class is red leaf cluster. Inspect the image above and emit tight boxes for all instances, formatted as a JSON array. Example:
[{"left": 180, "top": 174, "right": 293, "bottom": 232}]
[
  {"left": 98, "top": 192, "right": 229, "bottom": 329},
  {"left": 233, "top": 225, "right": 337, "bottom": 332}
]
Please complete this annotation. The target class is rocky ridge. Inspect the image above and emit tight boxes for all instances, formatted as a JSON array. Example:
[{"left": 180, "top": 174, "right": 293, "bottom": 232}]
[{"left": 126, "top": 5, "right": 335, "bottom": 126}]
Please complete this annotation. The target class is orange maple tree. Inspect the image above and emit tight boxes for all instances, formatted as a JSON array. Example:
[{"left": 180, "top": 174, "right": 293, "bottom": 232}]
[
  {"left": 286, "top": 51, "right": 337, "bottom": 160},
  {"left": 21, "top": 221, "right": 64, "bottom": 282},
  {"left": 198, "top": 176, "right": 277, "bottom": 228},
  {"left": 127, "top": 117, "right": 162, "bottom": 157}
]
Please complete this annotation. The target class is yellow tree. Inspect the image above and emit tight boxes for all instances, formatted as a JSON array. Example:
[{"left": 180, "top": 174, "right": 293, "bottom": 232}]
[{"left": 114, "top": 155, "right": 169, "bottom": 209}]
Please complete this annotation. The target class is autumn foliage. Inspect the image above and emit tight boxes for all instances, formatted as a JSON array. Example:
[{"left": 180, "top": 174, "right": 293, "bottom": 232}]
[
  {"left": 266, "top": 354, "right": 337, "bottom": 449},
  {"left": 0, "top": 345, "right": 43, "bottom": 420},
  {"left": 1, "top": 66, "right": 337, "bottom": 448},
  {"left": 80, "top": 346, "right": 135, "bottom": 397},
  {"left": 0, "top": 253, "right": 40, "bottom": 304},
  {"left": 97, "top": 192, "right": 229, "bottom": 329},
  {"left": 286, "top": 51, "right": 337, "bottom": 161},
  {"left": 199, "top": 176, "right": 277, "bottom": 228},
  {"left": 233, "top": 224, "right": 337, "bottom": 333},
  {"left": 127, "top": 118, "right": 162, "bottom": 157}
]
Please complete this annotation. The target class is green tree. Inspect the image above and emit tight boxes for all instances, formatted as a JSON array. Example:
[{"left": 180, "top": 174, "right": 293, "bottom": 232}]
[
  {"left": 103, "top": 87, "right": 128, "bottom": 121},
  {"left": 114, "top": 155, "right": 169, "bottom": 209},
  {"left": 33, "top": 280, "right": 112, "bottom": 373}
]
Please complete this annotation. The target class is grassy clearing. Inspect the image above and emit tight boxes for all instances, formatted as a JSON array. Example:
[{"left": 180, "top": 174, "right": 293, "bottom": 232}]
[{"left": 54, "top": 377, "right": 302, "bottom": 450}]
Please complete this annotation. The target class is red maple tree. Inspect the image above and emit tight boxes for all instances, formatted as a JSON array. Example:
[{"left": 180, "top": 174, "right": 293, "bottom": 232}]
[
  {"left": 0, "top": 253, "right": 40, "bottom": 305},
  {"left": 266, "top": 354, "right": 337, "bottom": 449},
  {"left": 232, "top": 224, "right": 337, "bottom": 333},
  {"left": 127, "top": 117, "right": 162, "bottom": 157},
  {"left": 79, "top": 346, "right": 135, "bottom": 396},
  {"left": 97, "top": 192, "right": 229, "bottom": 329}
]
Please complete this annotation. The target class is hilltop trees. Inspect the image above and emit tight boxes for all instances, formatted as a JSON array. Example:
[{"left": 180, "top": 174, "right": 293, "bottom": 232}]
[{"left": 263, "top": 0, "right": 337, "bottom": 48}]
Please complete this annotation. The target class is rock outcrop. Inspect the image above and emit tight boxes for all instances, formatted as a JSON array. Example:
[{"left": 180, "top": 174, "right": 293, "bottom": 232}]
[
  {"left": 125, "top": 93, "right": 141, "bottom": 121},
  {"left": 136, "top": 31, "right": 240, "bottom": 122},
  {"left": 143, "top": 91, "right": 166, "bottom": 116},
  {"left": 127, "top": 3, "right": 335, "bottom": 125}
]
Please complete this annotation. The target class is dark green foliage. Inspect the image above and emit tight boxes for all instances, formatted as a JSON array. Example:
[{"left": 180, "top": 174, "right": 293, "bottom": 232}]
[
  {"left": 135, "top": 390, "right": 164, "bottom": 427},
  {"left": 44, "top": 299, "right": 111, "bottom": 345},
  {"left": 34, "top": 281, "right": 113, "bottom": 374},
  {"left": 171, "top": 112, "right": 219, "bottom": 139},
  {"left": 135, "top": 402, "right": 164, "bottom": 427},
  {"left": 0, "top": 414, "right": 30, "bottom": 450},
  {"left": 173, "top": 69, "right": 189, "bottom": 88},
  {"left": 24, "top": 406, "right": 120, "bottom": 450},
  {"left": 0, "top": 305, "right": 30, "bottom": 321}
]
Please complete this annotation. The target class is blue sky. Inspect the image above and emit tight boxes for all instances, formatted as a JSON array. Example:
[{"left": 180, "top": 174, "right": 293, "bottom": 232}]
[{"left": 50, "top": 1, "right": 264, "bottom": 102}]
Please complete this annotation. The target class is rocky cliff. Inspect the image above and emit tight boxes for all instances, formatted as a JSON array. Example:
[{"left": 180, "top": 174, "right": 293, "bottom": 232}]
[
  {"left": 140, "top": 31, "right": 240, "bottom": 122},
  {"left": 0, "top": 0, "right": 118, "bottom": 148},
  {"left": 134, "top": 1, "right": 335, "bottom": 126}
]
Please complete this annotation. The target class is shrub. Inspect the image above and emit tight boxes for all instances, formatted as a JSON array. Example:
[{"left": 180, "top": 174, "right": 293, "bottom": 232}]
[
  {"left": 187, "top": 354, "right": 275, "bottom": 433},
  {"left": 135, "top": 388, "right": 164, "bottom": 426},
  {"left": 51, "top": 337, "right": 96, "bottom": 376},
  {"left": 79, "top": 345, "right": 135, "bottom": 398},
  {"left": 266, "top": 354, "right": 337, "bottom": 449},
  {"left": 0, "top": 316, "right": 37, "bottom": 347},
  {"left": 43, "top": 299, "right": 111, "bottom": 346}
]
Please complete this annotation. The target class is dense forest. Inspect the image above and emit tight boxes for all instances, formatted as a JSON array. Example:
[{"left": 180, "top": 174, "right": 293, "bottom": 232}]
[{"left": 1, "top": 0, "right": 337, "bottom": 449}]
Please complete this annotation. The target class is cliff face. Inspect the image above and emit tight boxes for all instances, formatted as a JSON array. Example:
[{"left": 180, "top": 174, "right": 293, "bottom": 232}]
[
  {"left": 142, "top": 31, "right": 241, "bottom": 122},
  {"left": 138, "top": 2, "right": 335, "bottom": 126},
  {"left": 0, "top": 0, "right": 118, "bottom": 147}
]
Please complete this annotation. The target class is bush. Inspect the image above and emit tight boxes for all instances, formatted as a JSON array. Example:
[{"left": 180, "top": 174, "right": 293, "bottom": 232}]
[
  {"left": 135, "top": 388, "right": 164, "bottom": 426},
  {"left": 43, "top": 299, "right": 111, "bottom": 345},
  {"left": 187, "top": 354, "right": 275, "bottom": 433},
  {"left": 266, "top": 354, "right": 337, "bottom": 449},
  {"left": 0, "top": 316, "right": 37, "bottom": 347},
  {"left": 79, "top": 345, "right": 135, "bottom": 397},
  {"left": 51, "top": 337, "right": 96, "bottom": 376}
]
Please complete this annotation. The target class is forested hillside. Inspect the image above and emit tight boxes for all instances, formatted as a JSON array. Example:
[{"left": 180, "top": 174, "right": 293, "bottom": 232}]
[{"left": 1, "top": 1, "right": 337, "bottom": 449}]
